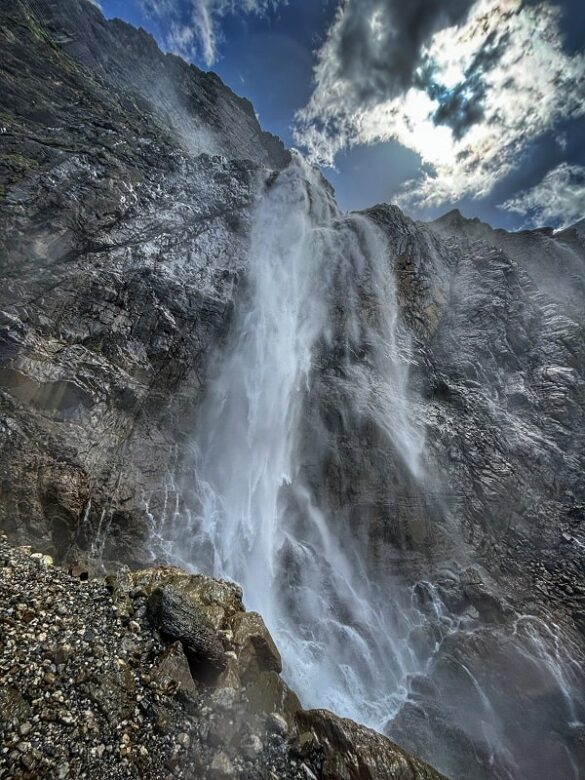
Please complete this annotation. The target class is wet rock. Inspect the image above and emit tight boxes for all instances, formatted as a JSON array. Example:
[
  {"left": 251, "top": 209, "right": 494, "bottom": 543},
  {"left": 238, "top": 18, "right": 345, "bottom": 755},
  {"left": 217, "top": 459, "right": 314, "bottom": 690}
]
[
  {"left": 147, "top": 585, "right": 227, "bottom": 679},
  {"left": 298, "top": 709, "right": 446, "bottom": 780},
  {"left": 232, "top": 610, "right": 282, "bottom": 678},
  {"left": 245, "top": 671, "right": 301, "bottom": 726}
]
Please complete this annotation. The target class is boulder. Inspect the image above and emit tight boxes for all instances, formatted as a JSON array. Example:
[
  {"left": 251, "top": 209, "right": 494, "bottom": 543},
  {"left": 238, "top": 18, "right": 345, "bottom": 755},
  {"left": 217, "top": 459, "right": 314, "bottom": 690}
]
[
  {"left": 147, "top": 585, "right": 227, "bottom": 680},
  {"left": 153, "top": 641, "right": 198, "bottom": 695},
  {"left": 297, "top": 709, "right": 446, "bottom": 780},
  {"left": 232, "top": 611, "right": 282, "bottom": 678}
]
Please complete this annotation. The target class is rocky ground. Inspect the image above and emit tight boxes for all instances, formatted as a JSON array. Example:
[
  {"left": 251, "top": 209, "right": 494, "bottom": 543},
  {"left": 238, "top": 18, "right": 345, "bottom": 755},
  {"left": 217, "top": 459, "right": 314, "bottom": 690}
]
[{"left": 0, "top": 534, "right": 444, "bottom": 780}]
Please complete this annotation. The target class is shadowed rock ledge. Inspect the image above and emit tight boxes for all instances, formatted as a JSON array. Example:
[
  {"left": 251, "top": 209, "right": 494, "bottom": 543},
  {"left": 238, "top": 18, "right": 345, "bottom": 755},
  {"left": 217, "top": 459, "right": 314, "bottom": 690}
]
[{"left": 0, "top": 536, "right": 444, "bottom": 779}]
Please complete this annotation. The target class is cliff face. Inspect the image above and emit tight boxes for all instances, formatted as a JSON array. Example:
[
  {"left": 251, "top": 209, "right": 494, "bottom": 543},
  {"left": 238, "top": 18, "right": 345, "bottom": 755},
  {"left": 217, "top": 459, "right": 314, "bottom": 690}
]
[
  {"left": 0, "top": 0, "right": 286, "bottom": 566},
  {"left": 425, "top": 207, "right": 585, "bottom": 591},
  {"left": 1, "top": 1, "right": 585, "bottom": 779}
]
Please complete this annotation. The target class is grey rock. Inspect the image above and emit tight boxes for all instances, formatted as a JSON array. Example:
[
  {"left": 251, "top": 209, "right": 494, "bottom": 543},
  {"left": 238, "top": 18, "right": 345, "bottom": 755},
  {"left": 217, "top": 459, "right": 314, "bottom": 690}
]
[
  {"left": 298, "top": 709, "right": 445, "bottom": 780},
  {"left": 0, "top": 0, "right": 286, "bottom": 569},
  {"left": 153, "top": 640, "right": 198, "bottom": 695},
  {"left": 209, "top": 751, "right": 235, "bottom": 779},
  {"left": 232, "top": 611, "right": 282, "bottom": 679},
  {"left": 147, "top": 586, "right": 227, "bottom": 678}
]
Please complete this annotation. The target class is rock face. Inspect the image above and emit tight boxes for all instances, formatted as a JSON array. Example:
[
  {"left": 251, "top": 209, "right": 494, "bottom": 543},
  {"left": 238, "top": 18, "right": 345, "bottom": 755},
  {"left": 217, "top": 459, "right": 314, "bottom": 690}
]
[
  {"left": 0, "top": 536, "right": 445, "bottom": 780},
  {"left": 422, "top": 207, "right": 585, "bottom": 596},
  {"left": 2, "top": 1, "right": 585, "bottom": 779},
  {"left": 296, "top": 710, "right": 443, "bottom": 780},
  {"left": 0, "top": 0, "right": 286, "bottom": 566}
]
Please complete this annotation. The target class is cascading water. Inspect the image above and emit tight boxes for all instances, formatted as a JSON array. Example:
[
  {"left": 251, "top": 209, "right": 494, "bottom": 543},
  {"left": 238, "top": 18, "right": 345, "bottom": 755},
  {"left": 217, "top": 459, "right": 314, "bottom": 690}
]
[
  {"left": 161, "top": 153, "right": 585, "bottom": 779},
  {"left": 180, "top": 153, "right": 425, "bottom": 726}
]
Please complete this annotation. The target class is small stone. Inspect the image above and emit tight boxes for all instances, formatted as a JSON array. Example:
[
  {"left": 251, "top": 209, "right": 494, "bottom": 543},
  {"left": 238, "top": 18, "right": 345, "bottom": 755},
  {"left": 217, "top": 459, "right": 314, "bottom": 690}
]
[
  {"left": 209, "top": 751, "right": 235, "bottom": 779},
  {"left": 30, "top": 553, "right": 54, "bottom": 567},
  {"left": 241, "top": 734, "right": 263, "bottom": 759},
  {"left": 19, "top": 722, "right": 32, "bottom": 736},
  {"left": 20, "top": 752, "right": 38, "bottom": 771},
  {"left": 57, "top": 762, "right": 70, "bottom": 779},
  {"left": 53, "top": 644, "right": 74, "bottom": 665},
  {"left": 58, "top": 709, "right": 75, "bottom": 726}
]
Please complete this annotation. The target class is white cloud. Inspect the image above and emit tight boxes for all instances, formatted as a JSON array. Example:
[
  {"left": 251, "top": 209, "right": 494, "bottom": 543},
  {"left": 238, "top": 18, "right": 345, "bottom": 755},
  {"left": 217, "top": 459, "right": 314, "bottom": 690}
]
[
  {"left": 500, "top": 163, "right": 585, "bottom": 229},
  {"left": 294, "top": 0, "right": 585, "bottom": 213},
  {"left": 140, "top": 0, "right": 286, "bottom": 66}
]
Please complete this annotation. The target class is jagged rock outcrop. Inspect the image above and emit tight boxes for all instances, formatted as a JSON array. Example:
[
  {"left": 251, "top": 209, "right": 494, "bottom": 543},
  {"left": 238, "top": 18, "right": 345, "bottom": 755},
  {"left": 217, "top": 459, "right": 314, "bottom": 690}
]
[{"left": 0, "top": 536, "right": 445, "bottom": 779}]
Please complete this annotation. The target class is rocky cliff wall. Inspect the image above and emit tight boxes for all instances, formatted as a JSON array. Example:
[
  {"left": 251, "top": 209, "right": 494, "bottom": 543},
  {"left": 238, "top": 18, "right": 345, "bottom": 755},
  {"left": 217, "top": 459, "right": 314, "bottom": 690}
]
[
  {"left": 1, "top": 1, "right": 585, "bottom": 778},
  {"left": 0, "top": 0, "right": 287, "bottom": 567}
]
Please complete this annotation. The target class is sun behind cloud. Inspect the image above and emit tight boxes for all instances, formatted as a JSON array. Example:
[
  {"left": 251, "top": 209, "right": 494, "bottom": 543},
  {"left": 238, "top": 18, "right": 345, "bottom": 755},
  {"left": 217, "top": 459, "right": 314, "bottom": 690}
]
[{"left": 294, "top": 0, "right": 585, "bottom": 221}]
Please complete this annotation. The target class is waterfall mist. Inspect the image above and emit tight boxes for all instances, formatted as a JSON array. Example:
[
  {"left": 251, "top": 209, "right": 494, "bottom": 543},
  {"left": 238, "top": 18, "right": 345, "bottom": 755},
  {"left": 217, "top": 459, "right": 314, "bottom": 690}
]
[
  {"left": 179, "top": 153, "right": 425, "bottom": 725},
  {"left": 159, "top": 154, "right": 585, "bottom": 779}
]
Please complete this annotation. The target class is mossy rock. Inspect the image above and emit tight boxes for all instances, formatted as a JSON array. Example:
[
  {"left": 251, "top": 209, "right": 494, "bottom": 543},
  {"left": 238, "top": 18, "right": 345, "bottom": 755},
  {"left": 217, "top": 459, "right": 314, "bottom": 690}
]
[{"left": 0, "top": 153, "right": 39, "bottom": 170}]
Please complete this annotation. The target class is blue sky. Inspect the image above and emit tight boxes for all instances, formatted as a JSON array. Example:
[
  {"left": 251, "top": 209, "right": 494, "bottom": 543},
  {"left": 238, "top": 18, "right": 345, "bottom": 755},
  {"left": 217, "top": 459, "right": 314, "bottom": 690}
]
[{"left": 98, "top": 0, "right": 584, "bottom": 229}]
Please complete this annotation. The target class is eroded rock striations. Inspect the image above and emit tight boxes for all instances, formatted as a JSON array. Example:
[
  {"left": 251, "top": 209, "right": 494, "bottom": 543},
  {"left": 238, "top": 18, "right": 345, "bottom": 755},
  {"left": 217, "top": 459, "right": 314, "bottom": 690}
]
[
  {"left": 0, "top": 0, "right": 287, "bottom": 566},
  {"left": 0, "top": 536, "right": 444, "bottom": 779},
  {"left": 1, "top": 0, "right": 585, "bottom": 778}
]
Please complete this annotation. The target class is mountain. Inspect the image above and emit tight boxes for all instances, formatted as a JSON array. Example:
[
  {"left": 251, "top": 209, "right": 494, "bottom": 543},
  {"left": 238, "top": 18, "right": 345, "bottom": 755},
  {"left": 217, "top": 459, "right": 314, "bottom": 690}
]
[
  {"left": 431, "top": 207, "right": 585, "bottom": 315},
  {"left": 559, "top": 216, "right": 585, "bottom": 240},
  {"left": 1, "top": 1, "right": 584, "bottom": 779},
  {"left": 0, "top": 0, "right": 288, "bottom": 565}
]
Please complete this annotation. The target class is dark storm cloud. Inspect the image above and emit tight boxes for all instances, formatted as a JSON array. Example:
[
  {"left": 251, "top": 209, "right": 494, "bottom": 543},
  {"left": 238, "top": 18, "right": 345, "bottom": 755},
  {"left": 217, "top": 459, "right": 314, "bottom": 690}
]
[
  {"left": 428, "top": 31, "right": 509, "bottom": 139},
  {"left": 333, "top": 0, "right": 474, "bottom": 106}
]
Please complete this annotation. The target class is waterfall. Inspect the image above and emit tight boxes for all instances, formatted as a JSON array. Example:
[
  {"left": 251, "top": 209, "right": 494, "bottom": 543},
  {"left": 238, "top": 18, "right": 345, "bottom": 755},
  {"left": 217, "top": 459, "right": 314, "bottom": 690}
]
[
  {"left": 178, "top": 152, "right": 425, "bottom": 725},
  {"left": 163, "top": 153, "right": 585, "bottom": 779}
]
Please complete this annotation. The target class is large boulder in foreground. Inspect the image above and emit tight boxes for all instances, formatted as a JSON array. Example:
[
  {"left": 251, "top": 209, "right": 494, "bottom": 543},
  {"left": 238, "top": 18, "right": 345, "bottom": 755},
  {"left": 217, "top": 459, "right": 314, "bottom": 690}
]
[
  {"left": 146, "top": 585, "right": 228, "bottom": 680},
  {"left": 0, "top": 536, "right": 445, "bottom": 779}
]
